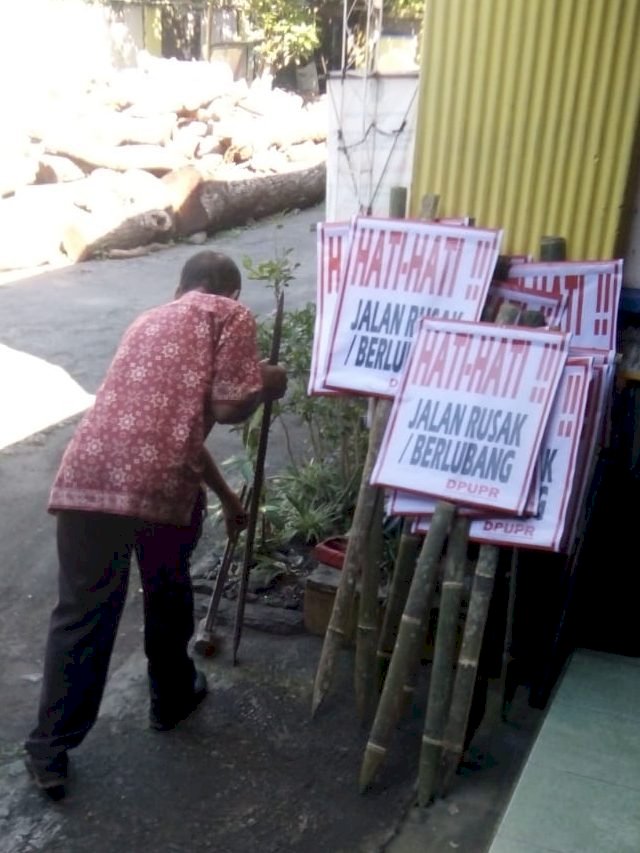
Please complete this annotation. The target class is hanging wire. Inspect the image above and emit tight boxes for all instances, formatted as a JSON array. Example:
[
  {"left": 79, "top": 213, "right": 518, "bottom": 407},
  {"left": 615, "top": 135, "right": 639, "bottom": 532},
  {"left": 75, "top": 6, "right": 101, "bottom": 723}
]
[
  {"left": 327, "top": 74, "right": 361, "bottom": 202},
  {"left": 333, "top": 0, "right": 413, "bottom": 215},
  {"left": 366, "top": 82, "right": 419, "bottom": 212},
  {"left": 363, "top": 0, "right": 384, "bottom": 209}
]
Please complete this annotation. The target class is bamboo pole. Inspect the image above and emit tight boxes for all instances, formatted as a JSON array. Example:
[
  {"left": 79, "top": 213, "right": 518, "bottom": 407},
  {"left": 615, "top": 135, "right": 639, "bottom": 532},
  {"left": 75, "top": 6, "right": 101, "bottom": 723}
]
[
  {"left": 492, "top": 237, "right": 565, "bottom": 715},
  {"left": 311, "top": 397, "right": 392, "bottom": 715},
  {"left": 352, "top": 189, "right": 441, "bottom": 719},
  {"left": 313, "top": 185, "right": 413, "bottom": 717},
  {"left": 438, "top": 543, "right": 501, "bottom": 796},
  {"left": 389, "top": 185, "right": 408, "bottom": 218},
  {"left": 376, "top": 519, "right": 422, "bottom": 688},
  {"left": 539, "top": 235, "right": 567, "bottom": 261},
  {"left": 493, "top": 546, "right": 519, "bottom": 721},
  {"left": 374, "top": 189, "right": 439, "bottom": 693},
  {"left": 420, "top": 194, "right": 441, "bottom": 219},
  {"left": 417, "top": 516, "right": 470, "bottom": 806},
  {"left": 525, "top": 235, "right": 571, "bottom": 707},
  {"left": 232, "top": 290, "right": 285, "bottom": 665},
  {"left": 359, "top": 500, "right": 455, "bottom": 792},
  {"left": 520, "top": 308, "right": 546, "bottom": 328},
  {"left": 485, "top": 303, "right": 547, "bottom": 722},
  {"left": 424, "top": 300, "right": 523, "bottom": 793},
  {"left": 355, "top": 488, "right": 386, "bottom": 721}
]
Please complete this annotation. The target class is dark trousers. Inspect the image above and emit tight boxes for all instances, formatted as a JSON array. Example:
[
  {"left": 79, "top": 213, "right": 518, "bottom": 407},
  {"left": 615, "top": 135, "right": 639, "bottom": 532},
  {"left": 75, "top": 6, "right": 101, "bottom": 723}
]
[{"left": 25, "top": 501, "right": 204, "bottom": 761}]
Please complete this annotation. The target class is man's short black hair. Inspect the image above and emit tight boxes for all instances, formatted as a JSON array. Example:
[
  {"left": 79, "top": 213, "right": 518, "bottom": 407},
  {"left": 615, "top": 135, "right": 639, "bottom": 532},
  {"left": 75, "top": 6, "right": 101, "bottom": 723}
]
[{"left": 178, "top": 251, "right": 241, "bottom": 296}]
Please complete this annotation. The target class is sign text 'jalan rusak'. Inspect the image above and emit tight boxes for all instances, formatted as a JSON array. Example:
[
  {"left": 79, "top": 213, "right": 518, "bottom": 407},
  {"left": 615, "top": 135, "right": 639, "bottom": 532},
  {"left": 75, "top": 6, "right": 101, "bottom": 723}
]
[
  {"left": 371, "top": 318, "right": 570, "bottom": 514},
  {"left": 323, "top": 217, "right": 502, "bottom": 397}
]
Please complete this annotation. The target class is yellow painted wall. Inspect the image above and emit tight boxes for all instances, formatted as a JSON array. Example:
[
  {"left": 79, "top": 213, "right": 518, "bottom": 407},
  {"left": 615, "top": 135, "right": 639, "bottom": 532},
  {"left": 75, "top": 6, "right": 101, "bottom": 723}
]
[{"left": 411, "top": 0, "right": 640, "bottom": 260}]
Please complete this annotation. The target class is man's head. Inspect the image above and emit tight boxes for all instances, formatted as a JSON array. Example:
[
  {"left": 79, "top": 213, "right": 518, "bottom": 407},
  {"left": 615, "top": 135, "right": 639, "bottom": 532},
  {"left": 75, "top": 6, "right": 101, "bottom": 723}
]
[{"left": 175, "top": 251, "right": 241, "bottom": 300}]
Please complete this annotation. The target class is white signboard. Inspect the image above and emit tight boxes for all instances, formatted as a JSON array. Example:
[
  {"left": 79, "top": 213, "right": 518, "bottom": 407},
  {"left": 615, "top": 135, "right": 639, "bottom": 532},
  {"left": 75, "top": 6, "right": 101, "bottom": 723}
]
[
  {"left": 389, "top": 489, "right": 482, "bottom": 517},
  {"left": 561, "top": 353, "right": 616, "bottom": 551},
  {"left": 484, "top": 280, "right": 567, "bottom": 328},
  {"left": 370, "top": 319, "right": 570, "bottom": 513},
  {"left": 507, "top": 260, "right": 623, "bottom": 352},
  {"left": 308, "top": 221, "right": 350, "bottom": 395},
  {"left": 468, "top": 358, "right": 591, "bottom": 551},
  {"left": 309, "top": 218, "right": 472, "bottom": 396},
  {"left": 324, "top": 217, "right": 502, "bottom": 397},
  {"left": 389, "top": 457, "right": 541, "bottom": 518}
]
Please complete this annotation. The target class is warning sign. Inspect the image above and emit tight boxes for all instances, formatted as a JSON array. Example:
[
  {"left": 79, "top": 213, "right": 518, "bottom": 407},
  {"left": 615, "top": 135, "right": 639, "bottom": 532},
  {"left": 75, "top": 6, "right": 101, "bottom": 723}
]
[
  {"left": 468, "top": 357, "right": 591, "bottom": 550},
  {"left": 507, "top": 260, "right": 623, "bottom": 352},
  {"left": 323, "top": 217, "right": 502, "bottom": 397},
  {"left": 370, "top": 318, "right": 570, "bottom": 513},
  {"left": 308, "top": 221, "right": 350, "bottom": 395}
]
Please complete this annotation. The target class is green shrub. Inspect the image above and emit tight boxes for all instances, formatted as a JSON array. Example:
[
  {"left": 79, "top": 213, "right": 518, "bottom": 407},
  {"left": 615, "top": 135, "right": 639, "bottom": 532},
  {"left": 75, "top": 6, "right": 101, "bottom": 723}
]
[{"left": 211, "top": 246, "right": 367, "bottom": 554}]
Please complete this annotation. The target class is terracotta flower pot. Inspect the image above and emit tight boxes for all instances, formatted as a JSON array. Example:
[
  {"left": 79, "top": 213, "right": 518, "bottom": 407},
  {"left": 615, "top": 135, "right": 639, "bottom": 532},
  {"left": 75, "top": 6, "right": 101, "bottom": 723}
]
[{"left": 312, "top": 536, "right": 348, "bottom": 570}]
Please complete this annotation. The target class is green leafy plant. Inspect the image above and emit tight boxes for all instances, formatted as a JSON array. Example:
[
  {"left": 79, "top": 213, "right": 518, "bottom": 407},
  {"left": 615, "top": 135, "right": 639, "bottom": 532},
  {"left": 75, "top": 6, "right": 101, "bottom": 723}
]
[
  {"left": 385, "top": 0, "right": 425, "bottom": 19},
  {"left": 212, "top": 244, "right": 367, "bottom": 555},
  {"left": 241, "top": 0, "right": 319, "bottom": 72},
  {"left": 243, "top": 247, "right": 299, "bottom": 297}
]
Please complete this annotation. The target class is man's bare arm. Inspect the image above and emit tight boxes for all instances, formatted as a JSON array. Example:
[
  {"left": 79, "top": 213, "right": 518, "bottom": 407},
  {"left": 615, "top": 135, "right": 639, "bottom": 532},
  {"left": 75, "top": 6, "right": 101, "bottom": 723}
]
[
  {"left": 199, "top": 447, "right": 247, "bottom": 536},
  {"left": 210, "top": 363, "right": 287, "bottom": 424}
]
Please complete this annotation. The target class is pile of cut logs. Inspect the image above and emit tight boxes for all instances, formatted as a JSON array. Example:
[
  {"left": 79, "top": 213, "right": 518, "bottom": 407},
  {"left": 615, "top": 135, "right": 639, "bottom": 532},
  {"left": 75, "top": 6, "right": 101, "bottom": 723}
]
[{"left": 0, "top": 54, "right": 327, "bottom": 271}]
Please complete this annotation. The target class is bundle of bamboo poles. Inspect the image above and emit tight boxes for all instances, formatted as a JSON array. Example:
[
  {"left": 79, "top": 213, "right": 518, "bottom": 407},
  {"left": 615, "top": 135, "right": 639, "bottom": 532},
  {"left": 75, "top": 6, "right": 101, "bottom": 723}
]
[
  {"left": 311, "top": 185, "right": 428, "bottom": 719},
  {"left": 309, "top": 184, "right": 571, "bottom": 808},
  {"left": 309, "top": 205, "right": 553, "bottom": 803},
  {"left": 358, "top": 300, "right": 523, "bottom": 805}
]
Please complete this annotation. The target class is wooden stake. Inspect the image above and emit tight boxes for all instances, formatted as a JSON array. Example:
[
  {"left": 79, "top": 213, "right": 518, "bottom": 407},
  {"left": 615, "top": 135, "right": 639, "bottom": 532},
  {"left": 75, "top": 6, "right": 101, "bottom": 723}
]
[
  {"left": 376, "top": 519, "right": 422, "bottom": 688},
  {"left": 540, "top": 235, "right": 567, "bottom": 261},
  {"left": 427, "top": 300, "right": 529, "bottom": 793},
  {"left": 311, "top": 398, "right": 392, "bottom": 715},
  {"left": 313, "top": 184, "right": 413, "bottom": 717},
  {"left": 353, "top": 189, "right": 440, "bottom": 718},
  {"left": 417, "top": 516, "right": 470, "bottom": 806},
  {"left": 492, "top": 236, "right": 566, "bottom": 714},
  {"left": 355, "top": 488, "right": 386, "bottom": 722},
  {"left": 420, "top": 194, "right": 440, "bottom": 219},
  {"left": 232, "top": 290, "right": 285, "bottom": 665},
  {"left": 438, "top": 543, "right": 501, "bottom": 795},
  {"left": 359, "top": 501, "right": 455, "bottom": 792},
  {"left": 479, "top": 302, "right": 546, "bottom": 720},
  {"left": 493, "top": 546, "right": 519, "bottom": 720},
  {"left": 389, "top": 186, "right": 408, "bottom": 218}
]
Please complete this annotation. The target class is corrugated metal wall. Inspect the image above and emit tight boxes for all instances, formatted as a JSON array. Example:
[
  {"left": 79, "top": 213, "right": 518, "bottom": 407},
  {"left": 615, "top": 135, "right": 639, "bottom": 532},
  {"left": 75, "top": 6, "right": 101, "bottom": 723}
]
[{"left": 411, "top": 0, "right": 640, "bottom": 261}]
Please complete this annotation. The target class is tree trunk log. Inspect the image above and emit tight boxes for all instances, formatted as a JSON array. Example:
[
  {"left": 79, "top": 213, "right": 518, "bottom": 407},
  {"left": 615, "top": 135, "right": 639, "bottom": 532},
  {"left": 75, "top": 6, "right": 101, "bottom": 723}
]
[
  {"left": 44, "top": 140, "right": 189, "bottom": 176},
  {"left": 0, "top": 187, "right": 78, "bottom": 270},
  {"left": 62, "top": 208, "right": 174, "bottom": 263},
  {"left": 200, "top": 162, "right": 326, "bottom": 233},
  {"left": 168, "top": 161, "right": 327, "bottom": 239},
  {"left": 60, "top": 161, "right": 325, "bottom": 262}
]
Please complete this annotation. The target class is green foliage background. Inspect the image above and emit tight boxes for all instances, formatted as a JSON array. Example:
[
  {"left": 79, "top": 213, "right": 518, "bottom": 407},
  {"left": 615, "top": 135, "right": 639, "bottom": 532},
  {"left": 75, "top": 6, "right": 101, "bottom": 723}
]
[{"left": 242, "top": 0, "right": 319, "bottom": 70}]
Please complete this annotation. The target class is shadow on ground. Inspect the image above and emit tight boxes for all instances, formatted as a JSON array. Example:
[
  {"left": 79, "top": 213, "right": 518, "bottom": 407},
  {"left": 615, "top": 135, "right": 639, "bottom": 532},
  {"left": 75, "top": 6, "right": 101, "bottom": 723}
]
[{"left": 1, "top": 626, "right": 424, "bottom": 853}]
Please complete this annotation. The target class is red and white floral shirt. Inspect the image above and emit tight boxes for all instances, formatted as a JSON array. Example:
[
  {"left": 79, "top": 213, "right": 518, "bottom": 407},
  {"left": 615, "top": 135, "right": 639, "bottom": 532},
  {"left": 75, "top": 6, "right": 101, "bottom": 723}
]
[{"left": 49, "top": 292, "right": 263, "bottom": 526}]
